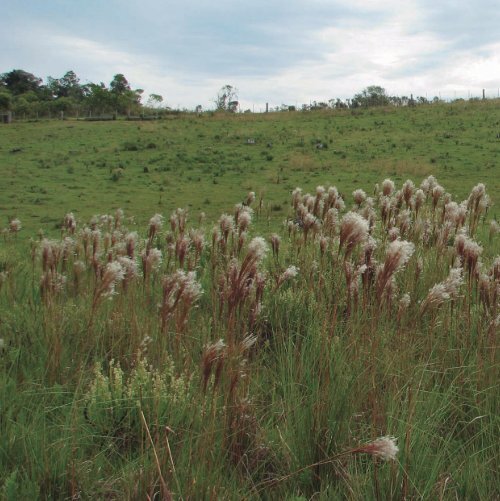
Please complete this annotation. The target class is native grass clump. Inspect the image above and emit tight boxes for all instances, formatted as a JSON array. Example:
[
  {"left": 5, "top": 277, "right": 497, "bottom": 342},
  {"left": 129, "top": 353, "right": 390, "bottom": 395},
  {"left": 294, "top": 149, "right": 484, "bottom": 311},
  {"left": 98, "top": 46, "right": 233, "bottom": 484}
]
[{"left": 0, "top": 177, "right": 498, "bottom": 499}]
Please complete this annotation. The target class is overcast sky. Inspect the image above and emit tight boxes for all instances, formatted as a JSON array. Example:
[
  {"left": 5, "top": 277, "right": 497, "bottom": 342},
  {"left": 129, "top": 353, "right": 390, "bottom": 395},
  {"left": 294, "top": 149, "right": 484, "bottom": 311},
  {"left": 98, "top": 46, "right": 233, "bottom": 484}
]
[{"left": 2, "top": 0, "right": 499, "bottom": 110}]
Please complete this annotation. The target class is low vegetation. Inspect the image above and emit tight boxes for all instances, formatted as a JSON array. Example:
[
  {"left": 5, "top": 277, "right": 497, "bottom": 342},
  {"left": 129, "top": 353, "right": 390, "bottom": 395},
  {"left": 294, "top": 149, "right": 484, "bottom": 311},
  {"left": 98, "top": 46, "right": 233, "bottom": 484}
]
[
  {"left": 1, "top": 100, "right": 499, "bottom": 240},
  {"left": 0, "top": 172, "right": 498, "bottom": 498}
]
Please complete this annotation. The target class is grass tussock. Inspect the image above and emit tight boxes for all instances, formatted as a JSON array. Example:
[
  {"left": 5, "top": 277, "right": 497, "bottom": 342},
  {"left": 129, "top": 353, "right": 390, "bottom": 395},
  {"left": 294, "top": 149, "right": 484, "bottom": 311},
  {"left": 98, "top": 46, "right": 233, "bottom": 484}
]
[{"left": 0, "top": 176, "right": 498, "bottom": 499}]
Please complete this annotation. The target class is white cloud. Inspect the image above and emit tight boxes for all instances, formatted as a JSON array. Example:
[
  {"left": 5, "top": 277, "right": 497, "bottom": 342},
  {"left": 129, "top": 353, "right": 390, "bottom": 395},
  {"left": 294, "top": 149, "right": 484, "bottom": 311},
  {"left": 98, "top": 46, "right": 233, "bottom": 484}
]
[{"left": 1, "top": 1, "right": 499, "bottom": 109}]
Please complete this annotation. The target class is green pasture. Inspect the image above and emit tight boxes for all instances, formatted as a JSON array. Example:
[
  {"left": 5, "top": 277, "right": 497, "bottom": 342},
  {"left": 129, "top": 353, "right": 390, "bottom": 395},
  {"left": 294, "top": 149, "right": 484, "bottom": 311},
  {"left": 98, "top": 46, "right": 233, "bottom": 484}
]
[
  {"left": 1, "top": 100, "right": 499, "bottom": 237},
  {"left": 0, "top": 101, "right": 499, "bottom": 498}
]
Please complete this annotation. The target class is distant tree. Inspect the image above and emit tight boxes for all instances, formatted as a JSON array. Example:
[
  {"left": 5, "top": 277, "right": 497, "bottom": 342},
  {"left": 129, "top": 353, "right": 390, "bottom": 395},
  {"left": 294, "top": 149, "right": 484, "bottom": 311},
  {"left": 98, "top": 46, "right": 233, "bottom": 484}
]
[
  {"left": 0, "top": 69, "right": 43, "bottom": 95},
  {"left": 147, "top": 93, "right": 163, "bottom": 108},
  {"left": 333, "top": 98, "right": 348, "bottom": 109},
  {"left": 86, "top": 82, "right": 113, "bottom": 113},
  {"left": 48, "top": 71, "right": 84, "bottom": 100},
  {"left": 108, "top": 75, "right": 143, "bottom": 113},
  {"left": 49, "top": 96, "right": 79, "bottom": 114},
  {"left": 310, "top": 101, "right": 329, "bottom": 110},
  {"left": 352, "top": 86, "right": 390, "bottom": 108},
  {"left": 110, "top": 74, "right": 131, "bottom": 95},
  {"left": 214, "top": 85, "right": 238, "bottom": 112}
]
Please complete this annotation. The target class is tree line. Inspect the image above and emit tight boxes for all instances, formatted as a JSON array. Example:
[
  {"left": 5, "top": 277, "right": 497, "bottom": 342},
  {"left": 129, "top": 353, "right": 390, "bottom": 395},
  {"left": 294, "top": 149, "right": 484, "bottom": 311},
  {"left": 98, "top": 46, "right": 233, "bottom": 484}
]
[
  {"left": 0, "top": 69, "right": 491, "bottom": 119},
  {"left": 0, "top": 69, "right": 162, "bottom": 118}
]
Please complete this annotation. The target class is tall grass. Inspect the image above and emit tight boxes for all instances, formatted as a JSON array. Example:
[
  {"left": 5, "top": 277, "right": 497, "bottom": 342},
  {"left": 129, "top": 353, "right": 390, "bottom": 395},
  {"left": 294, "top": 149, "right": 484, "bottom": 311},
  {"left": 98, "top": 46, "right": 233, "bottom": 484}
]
[{"left": 0, "top": 176, "right": 498, "bottom": 499}]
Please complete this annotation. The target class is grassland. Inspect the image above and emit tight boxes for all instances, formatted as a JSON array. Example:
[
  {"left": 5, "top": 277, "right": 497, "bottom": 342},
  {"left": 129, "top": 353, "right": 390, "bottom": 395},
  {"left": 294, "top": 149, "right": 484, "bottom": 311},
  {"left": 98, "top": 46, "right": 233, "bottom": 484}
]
[
  {"left": 0, "top": 101, "right": 499, "bottom": 500},
  {"left": 1, "top": 99, "right": 499, "bottom": 238}
]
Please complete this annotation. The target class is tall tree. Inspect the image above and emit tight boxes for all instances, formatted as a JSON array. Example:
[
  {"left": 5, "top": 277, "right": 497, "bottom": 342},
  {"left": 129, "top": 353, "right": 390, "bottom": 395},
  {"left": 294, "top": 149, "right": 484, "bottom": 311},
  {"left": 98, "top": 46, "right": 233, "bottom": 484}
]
[
  {"left": 86, "top": 82, "right": 113, "bottom": 113},
  {"left": 0, "top": 69, "right": 42, "bottom": 95},
  {"left": 109, "top": 74, "right": 131, "bottom": 95},
  {"left": 48, "top": 71, "right": 84, "bottom": 100}
]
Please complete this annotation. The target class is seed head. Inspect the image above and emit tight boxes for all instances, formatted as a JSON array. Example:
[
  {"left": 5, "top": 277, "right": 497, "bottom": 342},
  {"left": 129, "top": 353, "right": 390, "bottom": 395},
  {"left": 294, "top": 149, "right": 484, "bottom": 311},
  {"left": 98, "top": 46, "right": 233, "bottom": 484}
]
[
  {"left": 219, "top": 214, "right": 234, "bottom": 237},
  {"left": 101, "top": 261, "right": 125, "bottom": 298},
  {"left": 292, "top": 187, "right": 302, "bottom": 209},
  {"left": 63, "top": 213, "right": 76, "bottom": 234},
  {"left": 421, "top": 267, "right": 463, "bottom": 312},
  {"left": 148, "top": 213, "right": 164, "bottom": 240},
  {"left": 281, "top": 265, "right": 299, "bottom": 281},
  {"left": 117, "top": 256, "right": 138, "bottom": 279},
  {"left": 9, "top": 219, "right": 21, "bottom": 233},
  {"left": 142, "top": 247, "right": 163, "bottom": 274},
  {"left": 432, "top": 185, "right": 445, "bottom": 208},
  {"left": 358, "top": 436, "right": 399, "bottom": 461},
  {"left": 381, "top": 179, "right": 395, "bottom": 196},
  {"left": 402, "top": 179, "right": 415, "bottom": 205},
  {"left": 237, "top": 207, "right": 253, "bottom": 232},
  {"left": 386, "top": 240, "right": 415, "bottom": 272},
  {"left": 420, "top": 175, "right": 437, "bottom": 194},
  {"left": 246, "top": 191, "right": 256, "bottom": 206},
  {"left": 248, "top": 237, "right": 269, "bottom": 260},
  {"left": 414, "top": 189, "right": 426, "bottom": 212},
  {"left": 353, "top": 189, "right": 367, "bottom": 206},
  {"left": 339, "top": 212, "right": 369, "bottom": 255}
]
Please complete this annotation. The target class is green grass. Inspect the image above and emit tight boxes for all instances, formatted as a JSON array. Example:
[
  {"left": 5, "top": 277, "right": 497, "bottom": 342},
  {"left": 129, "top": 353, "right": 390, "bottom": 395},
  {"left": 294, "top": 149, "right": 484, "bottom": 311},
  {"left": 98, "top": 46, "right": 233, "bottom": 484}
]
[
  {"left": 0, "top": 101, "right": 499, "bottom": 499},
  {"left": 1, "top": 100, "right": 499, "bottom": 238}
]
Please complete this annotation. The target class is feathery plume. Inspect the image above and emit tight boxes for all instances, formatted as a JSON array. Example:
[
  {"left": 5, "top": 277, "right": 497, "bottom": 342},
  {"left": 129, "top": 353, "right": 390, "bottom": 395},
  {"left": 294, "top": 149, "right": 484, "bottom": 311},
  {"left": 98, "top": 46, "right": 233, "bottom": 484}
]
[
  {"left": 420, "top": 267, "right": 463, "bottom": 313},
  {"left": 339, "top": 212, "right": 369, "bottom": 257},
  {"left": 148, "top": 213, "right": 164, "bottom": 241},
  {"left": 353, "top": 189, "right": 367, "bottom": 206},
  {"left": 356, "top": 436, "right": 399, "bottom": 461},
  {"left": 63, "top": 213, "right": 76, "bottom": 234},
  {"left": 247, "top": 237, "right": 269, "bottom": 261},
  {"left": 381, "top": 179, "right": 395, "bottom": 196}
]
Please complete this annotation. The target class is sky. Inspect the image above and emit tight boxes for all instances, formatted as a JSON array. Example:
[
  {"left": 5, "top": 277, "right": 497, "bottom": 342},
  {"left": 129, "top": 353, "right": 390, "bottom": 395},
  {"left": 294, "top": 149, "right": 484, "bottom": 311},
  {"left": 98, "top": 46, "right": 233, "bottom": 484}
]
[{"left": 2, "top": 0, "right": 500, "bottom": 110}]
